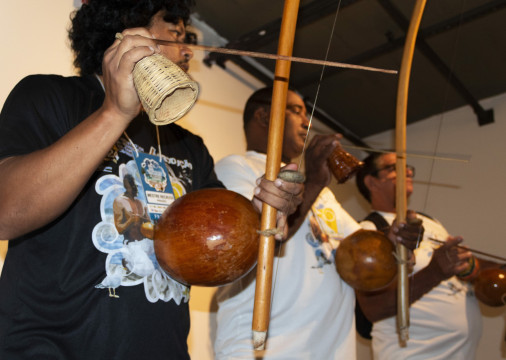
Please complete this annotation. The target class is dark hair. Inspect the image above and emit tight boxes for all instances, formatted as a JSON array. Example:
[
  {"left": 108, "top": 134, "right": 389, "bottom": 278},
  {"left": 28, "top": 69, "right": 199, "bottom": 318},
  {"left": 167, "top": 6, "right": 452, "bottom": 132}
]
[
  {"left": 243, "top": 86, "right": 299, "bottom": 129},
  {"left": 243, "top": 87, "right": 274, "bottom": 129},
  {"left": 355, "top": 151, "right": 391, "bottom": 203},
  {"left": 123, "top": 173, "right": 136, "bottom": 188},
  {"left": 69, "top": 0, "right": 195, "bottom": 75}
]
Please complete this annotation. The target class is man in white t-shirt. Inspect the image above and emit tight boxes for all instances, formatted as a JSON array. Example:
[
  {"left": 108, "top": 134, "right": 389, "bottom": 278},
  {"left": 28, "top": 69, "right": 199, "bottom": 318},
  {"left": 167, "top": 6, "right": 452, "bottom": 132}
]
[
  {"left": 354, "top": 152, "right": 485, "bottom": 360},
  {"left": 213, "top": 88, "right": 421, "bottom": 359}
]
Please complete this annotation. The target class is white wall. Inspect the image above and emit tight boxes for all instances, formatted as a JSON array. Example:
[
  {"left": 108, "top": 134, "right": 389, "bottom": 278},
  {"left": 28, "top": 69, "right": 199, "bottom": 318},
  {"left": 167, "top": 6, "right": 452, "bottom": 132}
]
[
  {"left": 0, "top": 0, "right": 76, "bottom": 275},
  {"left": 1, "top": 1, "right": 504, "bottom": 359},
  {"left": 0, "top": 0, "right": 76, "bottom": 103}
]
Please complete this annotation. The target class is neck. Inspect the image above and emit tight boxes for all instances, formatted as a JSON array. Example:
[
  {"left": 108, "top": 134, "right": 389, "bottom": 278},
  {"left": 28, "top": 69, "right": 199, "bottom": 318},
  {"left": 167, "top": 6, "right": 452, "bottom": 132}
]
[
  {"left": 372, "top": 207, "right": 396, "bottom": 214},
  {"left": 247, "top": 146, "right": 266, "bottom": 155},
  {"left": 370, "top": 198, "right": 396, "bottom": 213}
]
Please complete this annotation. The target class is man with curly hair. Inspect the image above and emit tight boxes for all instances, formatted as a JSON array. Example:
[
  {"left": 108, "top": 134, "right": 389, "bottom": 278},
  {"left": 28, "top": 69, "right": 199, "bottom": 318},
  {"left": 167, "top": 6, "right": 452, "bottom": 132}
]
[{"left": 0, "top": 1, "right": 302, "bottom": 359}]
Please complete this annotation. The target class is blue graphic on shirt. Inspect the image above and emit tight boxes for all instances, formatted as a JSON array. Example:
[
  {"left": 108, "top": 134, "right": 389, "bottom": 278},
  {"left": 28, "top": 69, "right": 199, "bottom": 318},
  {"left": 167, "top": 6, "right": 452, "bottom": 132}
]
[{"left": 92, "top": 160, "right": 189, "bottom": 304}]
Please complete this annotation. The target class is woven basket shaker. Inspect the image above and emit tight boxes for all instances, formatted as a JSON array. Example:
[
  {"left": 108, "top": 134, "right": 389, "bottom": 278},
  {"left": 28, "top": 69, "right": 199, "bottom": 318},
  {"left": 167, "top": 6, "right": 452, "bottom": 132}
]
[{"left": 133, "top": 53, "right": 199, "bottom": 125}]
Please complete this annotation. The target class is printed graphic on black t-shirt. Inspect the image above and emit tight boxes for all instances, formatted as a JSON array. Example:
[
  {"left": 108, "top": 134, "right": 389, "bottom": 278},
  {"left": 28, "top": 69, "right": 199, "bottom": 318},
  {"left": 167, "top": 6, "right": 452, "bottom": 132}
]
[{"left": 92, "top": 137, "right": 190, "bottom": 304}]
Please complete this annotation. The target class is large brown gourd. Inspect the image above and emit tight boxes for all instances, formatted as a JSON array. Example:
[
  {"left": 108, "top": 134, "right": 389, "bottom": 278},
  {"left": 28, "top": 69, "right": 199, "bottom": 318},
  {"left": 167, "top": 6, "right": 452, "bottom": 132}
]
[
  {"left": 154, "top": 188, "right": 260, "bottom": 287},
  {"left": 473, "top": 268, "right": 506, "bottom": 307},
  {"left": 335, "top": 229, "right": 397, "bottom": 292},
  {"left": 328, "top": 149, "right": 397, "bottom": 292}
]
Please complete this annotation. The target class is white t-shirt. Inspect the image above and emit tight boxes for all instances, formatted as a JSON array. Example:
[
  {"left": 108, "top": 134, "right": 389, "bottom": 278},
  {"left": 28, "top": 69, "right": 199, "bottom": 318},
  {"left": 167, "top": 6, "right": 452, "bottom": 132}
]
[
  {"left": 361, "top": 212, "right": 482, "bottom": 360},
  {"left": 214, "top": 151, "right": 361, "bottom": 360}
]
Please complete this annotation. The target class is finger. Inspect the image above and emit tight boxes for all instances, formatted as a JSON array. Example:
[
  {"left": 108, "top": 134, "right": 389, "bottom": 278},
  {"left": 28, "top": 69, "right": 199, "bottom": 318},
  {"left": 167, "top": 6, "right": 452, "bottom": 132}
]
[
  {"left": 251, "top": 196, "right": 261, "bottom": 211},
  {"left": 307, "top": 134, "right": 340, "bottom": 158},
  {"left": 442, "top": 235, "right": 464, "bottom": 249},
  {"left": 391, "top": 223, "right": 422, "bottom": 250},
  {"left": 454, "top": 262, "right": 470, "bottom": 274},
  {"left": 256, "top": 177, "right": 303, "bottom": 203},
  {"left": 396, "top": 222, "right": 423, "bottom": 236},
  {"left": 456, "top": 246, "right": 470, "bottom": 255},
  {"left": 253, "top": 185, "right": 291, "bottom": 212},
  {"left": 275, "top": 213, "right": 288, "bottom": 241},
  {"left": 405, "top": 210, "right": 422, "bottom": 224},
  {"left": 118, "top": 28, "right": 159, "bottom": 46},
  {"left": 456, "top": 250, "right": 472, "bottom": 262},
  {"left": 111, "top": 31, "right": 161, "bottom": 70}
]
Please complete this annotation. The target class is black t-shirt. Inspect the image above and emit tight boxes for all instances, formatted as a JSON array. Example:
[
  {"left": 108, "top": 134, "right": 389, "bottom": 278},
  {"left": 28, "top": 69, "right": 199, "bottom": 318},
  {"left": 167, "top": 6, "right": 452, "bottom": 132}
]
[{"left": 0, "top": 74, "right": 223, "bottom": 359}]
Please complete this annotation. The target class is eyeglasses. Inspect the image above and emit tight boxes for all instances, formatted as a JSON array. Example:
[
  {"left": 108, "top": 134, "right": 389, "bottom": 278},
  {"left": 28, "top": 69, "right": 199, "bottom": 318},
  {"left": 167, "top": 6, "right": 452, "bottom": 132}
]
[
  {"left": 372, "top": 164, "right": 415, "bottom": 177},
  {"left": 185, "top": 32, "right": 197, "bottom": 45}
]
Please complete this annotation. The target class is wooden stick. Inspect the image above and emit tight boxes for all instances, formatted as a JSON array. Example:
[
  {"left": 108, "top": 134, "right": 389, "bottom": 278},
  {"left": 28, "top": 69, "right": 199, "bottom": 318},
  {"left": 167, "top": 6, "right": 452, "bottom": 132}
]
[
  {"left": 428, "top": 237, "right": 506, "bottom": 263},
  {"left": 153, "top": 39, "right": 397, "bottom": 75},
  {"left": 251, "top": 0, "right": 300, "bottom": 351},
  {"left": 395, "top": 0, "right": 427, "bottom": 346},
  {"left": 341, "top": 145, "right": 471, "bottom": 163}
]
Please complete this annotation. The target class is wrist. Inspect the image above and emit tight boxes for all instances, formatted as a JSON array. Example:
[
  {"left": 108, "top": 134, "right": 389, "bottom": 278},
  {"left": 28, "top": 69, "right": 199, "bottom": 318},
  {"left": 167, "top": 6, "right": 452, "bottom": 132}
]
[
  {"left": 98, "top": 101, "right": 138, "bottom": 128},
  {"left": 303, "top": 176, "right": 326, "bottom": 192},
  {"left": 457, "top": 256, "right": 480, "bottom": 282},
  {"left": 302, "top": 180, "right": 325, "bottom": 202}
]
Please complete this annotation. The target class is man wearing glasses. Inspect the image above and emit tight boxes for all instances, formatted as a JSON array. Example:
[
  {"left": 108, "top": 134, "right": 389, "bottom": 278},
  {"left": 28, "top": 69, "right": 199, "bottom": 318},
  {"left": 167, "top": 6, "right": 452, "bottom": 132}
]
[{"left": 353, "top": 152, "right": 482, "bottom": 360}]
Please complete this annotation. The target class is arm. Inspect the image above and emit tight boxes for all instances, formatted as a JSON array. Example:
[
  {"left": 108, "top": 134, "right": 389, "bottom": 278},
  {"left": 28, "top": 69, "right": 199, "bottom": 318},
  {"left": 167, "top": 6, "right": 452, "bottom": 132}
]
[
  {"left": 356, "top": 235, "right": 472, "bottom": 322},
  {"left": 0, "top": 29, "right": 161, "bottom": 240},
  {"left": 284, "top": 134, "right": 342, "bottom": 238}
]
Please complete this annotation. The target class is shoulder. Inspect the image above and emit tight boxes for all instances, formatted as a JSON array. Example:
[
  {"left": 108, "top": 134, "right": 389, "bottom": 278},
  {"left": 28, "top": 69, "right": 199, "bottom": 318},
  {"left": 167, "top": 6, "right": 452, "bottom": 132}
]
[
  {"left": 359, "top": 211, "right": 392, "bottom": 231},
  {"left": 14, "top": 74, "right": 98, "bottom": 95},
  {"left": 216, "top": 154, "right": 247, "bottom": 169},
  {"left": 359, "top": 220, "right": 378, "bottom": 231},
  {"left": 317, "top": 187, "right": 339, "bottom": 202},
  {"left": 314, "top": 187, "right": 344, "bottom": 211},
  {"left": 6, "top": 74, "right": 102, "bottom": 111},
  {"left": 214, "top": 154, "right": 261, "bottom": 198},
  {"left": 215, "top": 153, "right": 265, "bottom": 177},
  {"left": 215, "top": 154, "right": 250, "bottom": 179},
  {"left": 15, "top": 74, "right": 65, "bottom": 87},
  {"left": 7, "top": 75, "right": 62, "bottom": 102}
]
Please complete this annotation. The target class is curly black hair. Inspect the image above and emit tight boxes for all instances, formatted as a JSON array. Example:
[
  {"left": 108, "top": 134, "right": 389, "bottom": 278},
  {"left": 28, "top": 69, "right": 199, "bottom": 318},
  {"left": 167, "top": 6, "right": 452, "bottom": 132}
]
[{"left": 69, "top": 0, "right": 195, "bottom": 75}]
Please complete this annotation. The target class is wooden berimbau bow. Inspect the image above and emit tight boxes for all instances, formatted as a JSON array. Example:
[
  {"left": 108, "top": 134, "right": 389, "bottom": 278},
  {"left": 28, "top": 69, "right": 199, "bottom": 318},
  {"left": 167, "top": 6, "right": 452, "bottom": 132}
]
[
  {"left": 251, "top": 0, "right": 428, "bottom": 350},
  {"left": 251, "top": 0, "right": 300, "bottom": 351},
  {"left": 395, "top": 0, "right": 427, "bottom": 345}
]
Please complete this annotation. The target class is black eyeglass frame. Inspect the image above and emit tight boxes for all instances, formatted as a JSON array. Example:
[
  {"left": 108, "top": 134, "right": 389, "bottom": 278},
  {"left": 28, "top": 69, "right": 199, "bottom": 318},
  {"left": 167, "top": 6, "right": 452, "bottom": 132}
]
[{"left": 371, "top": 164, "right": 415, "bottom": 177}]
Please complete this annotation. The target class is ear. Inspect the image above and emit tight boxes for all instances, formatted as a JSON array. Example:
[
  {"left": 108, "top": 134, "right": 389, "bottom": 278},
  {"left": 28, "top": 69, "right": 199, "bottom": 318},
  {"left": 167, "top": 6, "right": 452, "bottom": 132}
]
[
  {"left": 363, "top": 174, "right": 377, "bottom": 192},
  {"left": 253, "top": 107, "right": 270, "bottom": 128}
]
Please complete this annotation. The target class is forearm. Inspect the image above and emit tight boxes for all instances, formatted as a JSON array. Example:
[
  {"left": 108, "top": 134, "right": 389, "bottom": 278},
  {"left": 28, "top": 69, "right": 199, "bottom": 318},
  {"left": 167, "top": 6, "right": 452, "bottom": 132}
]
[
  {"left": 0, "top": 107, "right": 128, "bottom": 239},
  {"left": 286, "top": 180, "right": 324, "bottom": 238}
]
